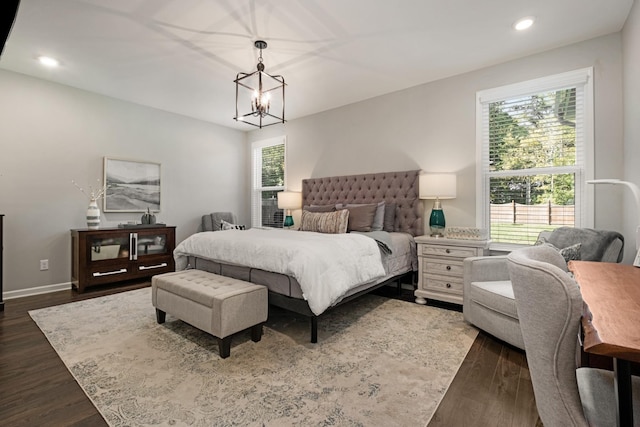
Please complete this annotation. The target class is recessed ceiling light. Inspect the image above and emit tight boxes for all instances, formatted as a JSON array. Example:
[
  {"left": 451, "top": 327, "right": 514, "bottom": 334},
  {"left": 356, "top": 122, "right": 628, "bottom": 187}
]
[
  {"left": 514, "top": 17, "right": 535, "bottom": 31},
  {"left": 38, "top": 56, "right": 59, "bottom": 67}
]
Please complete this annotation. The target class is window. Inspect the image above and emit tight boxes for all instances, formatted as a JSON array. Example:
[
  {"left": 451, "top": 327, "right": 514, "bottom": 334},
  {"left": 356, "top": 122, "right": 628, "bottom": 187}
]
[
  {"left": 251, "top": 136, "right": 286, "bottom": 228},
  {"left": 476, "top": 68, "right": 594, "bottom": 248}
]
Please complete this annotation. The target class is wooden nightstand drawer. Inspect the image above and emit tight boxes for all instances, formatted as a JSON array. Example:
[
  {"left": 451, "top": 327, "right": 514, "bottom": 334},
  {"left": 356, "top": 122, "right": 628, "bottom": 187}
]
[
  {"left": 423, "top": 274, "right": 463, "bottom": 294},
  {"left": 424, "top": 258, "right": 464, "bottom": 276},
  {"left": 421, "top": 244, "right": 477, "bottom": 258},
  {"left": 414, "top": 236, "right": 490, "bottom": 305}
]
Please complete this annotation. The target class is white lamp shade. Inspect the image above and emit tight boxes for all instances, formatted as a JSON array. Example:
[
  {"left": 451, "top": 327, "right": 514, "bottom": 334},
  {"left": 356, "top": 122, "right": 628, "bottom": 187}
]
[
  {"left": 419, "top": 173, "right": 457, "bottom": 199},
  {"left": 277, "top": 191, "right": 302, "bottom": 210}
]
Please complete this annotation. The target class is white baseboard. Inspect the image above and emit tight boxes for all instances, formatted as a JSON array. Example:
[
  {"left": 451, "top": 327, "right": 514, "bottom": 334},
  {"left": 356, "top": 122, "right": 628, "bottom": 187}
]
[{"left": 4, "top": 282, "right": 71, "bottom": 300}]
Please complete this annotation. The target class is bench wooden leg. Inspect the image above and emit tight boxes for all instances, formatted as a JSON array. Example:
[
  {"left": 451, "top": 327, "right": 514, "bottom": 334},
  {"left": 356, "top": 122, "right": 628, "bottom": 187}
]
[
  {"left": 156, "top": 308, "right": 166, "bottom": 324},
  {"left": 218, "top": 336, "right": 232, "bottom": 359},
  {"left": 251, "top": 323, "right": 263, "bottom": 342}
]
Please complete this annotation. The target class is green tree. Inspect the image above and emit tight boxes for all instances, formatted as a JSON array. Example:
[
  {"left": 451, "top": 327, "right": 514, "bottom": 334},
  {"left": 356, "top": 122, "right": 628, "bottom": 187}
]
[
  {"left": 489, "top": 89, "right": 576, "bottom": 206},
  {"left": 261, "top": 144, "right": 284, "bottom": 187}
]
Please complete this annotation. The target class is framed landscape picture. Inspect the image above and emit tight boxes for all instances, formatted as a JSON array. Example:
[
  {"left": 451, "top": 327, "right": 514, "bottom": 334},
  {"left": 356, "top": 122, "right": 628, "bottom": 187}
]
[{"left": 103, "top": 157, "right": 161, "bottom": 212}]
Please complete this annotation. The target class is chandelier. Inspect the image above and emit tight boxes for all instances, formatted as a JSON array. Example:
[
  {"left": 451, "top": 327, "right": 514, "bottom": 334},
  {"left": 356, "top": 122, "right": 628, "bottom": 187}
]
[{"left": 234, "top": 40, "right": 286, "bottom": 128}]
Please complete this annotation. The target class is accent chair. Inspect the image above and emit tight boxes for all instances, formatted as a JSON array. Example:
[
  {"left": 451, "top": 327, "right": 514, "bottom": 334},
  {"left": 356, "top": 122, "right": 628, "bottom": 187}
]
[
  {"left": 201, "top": 212, "right": 238, "bottom": 232},
  {"left": 507, "top": 245, "right": 640, "bottom": 426}
]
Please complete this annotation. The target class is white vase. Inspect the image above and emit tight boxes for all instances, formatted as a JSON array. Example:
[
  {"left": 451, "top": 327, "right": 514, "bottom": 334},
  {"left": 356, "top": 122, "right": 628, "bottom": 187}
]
[{"left": 86, "top": 199, "right": 101, "bottom": 229}]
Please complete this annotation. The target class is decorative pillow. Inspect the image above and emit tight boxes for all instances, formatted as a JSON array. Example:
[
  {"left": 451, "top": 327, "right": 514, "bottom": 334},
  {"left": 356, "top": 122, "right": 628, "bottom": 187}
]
[
  {"left": 303, "top": 204, "right": 336, "bottom": 213},
  {"left": 220, "top": 220, "right": 246, "bottom": 230},
  {"left": 535, "top": 237, "right": 581, "bottom": 262},
  {"left": 339, "top": 202, "right": 385, "bottom": 231},
  {"left": 338, "top": 204, "right": 377, "bottom": 232},
  {"left": 299, "top": 209, "right": 349, "bottom": 234},
  {"left": 383, "top": 203, "right": 396, "bottom": 232}
]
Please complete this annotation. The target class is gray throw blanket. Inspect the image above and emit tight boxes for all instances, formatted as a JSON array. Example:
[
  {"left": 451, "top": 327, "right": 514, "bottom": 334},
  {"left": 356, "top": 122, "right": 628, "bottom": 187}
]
[{"left": 352, "top": 231, "right": 393, "bottom": 255}]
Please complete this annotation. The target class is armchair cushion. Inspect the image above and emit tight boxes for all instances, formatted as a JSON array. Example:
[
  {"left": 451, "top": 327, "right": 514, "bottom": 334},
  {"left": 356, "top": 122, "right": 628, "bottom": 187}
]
[{"left": 468, "top": 280, "right": 517, "bottom": 320}]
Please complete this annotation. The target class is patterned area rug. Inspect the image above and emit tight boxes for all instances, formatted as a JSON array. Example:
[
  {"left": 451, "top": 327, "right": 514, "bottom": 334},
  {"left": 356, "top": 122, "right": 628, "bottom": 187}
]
[{"left": 30, "top": 288, "right": 477, "bottom": 427}]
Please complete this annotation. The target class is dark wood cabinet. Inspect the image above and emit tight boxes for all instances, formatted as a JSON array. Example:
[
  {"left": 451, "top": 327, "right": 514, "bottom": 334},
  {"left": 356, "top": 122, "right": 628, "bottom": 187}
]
[{"left": 71, "top": 226, "right": 175, "bottom": 293}]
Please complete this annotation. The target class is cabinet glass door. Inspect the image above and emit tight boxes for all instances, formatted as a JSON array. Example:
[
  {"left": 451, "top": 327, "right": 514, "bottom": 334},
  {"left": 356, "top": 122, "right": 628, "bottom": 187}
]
[
  {"left": 136, "top": 232, "right": 169, "bottom": 257},
  {"left": 89, "top": 235, "right": 131, "bottom": 261}
]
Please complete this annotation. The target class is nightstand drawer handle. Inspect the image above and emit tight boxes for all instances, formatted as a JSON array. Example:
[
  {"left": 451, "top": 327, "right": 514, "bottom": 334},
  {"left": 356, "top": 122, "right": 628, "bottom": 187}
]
[
  {"left": 445, "top": 249, "right": 451, "bottom": 254},
  {"left": 139, "top": 263, "right": 168, "bottom": 271},
  {"left": 446, "top": 283, "right": 452, "bottom": 288},
  {"left": 446, "top": 265, "right": 452, "bottom": 271}
]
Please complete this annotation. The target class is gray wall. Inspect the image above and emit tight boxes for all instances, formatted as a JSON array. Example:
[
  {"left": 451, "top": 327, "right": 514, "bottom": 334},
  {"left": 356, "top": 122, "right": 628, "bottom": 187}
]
[
  {"left": 1, "top": 24, "right": 636, "bottom": 298},
  {"left": 0, "top": 69, "right": 247, "bottom": 295},
  {"left": 249, "top": 34, "right": 627, "bottom": 257},
  {"left": 623, "top": 0, "right": 640, "bottom": 262}
]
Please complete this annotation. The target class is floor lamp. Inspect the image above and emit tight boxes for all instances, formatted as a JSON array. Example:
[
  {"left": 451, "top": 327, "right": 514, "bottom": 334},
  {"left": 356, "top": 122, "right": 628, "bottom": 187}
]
[{"left": 587, "top": 179, "right": 640, "bottom": 250}]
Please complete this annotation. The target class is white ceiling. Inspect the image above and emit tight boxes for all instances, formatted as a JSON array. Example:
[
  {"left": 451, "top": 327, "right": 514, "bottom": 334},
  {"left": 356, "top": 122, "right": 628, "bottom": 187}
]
[{"left": 0, "top": 0, "right": 634, "bottom": 131}]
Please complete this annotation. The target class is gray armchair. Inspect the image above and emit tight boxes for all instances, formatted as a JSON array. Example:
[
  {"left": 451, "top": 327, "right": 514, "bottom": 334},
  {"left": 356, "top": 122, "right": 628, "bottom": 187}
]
[
  {"left": 507, "top": 245, "right": 640, "bottom": 426},
  {"left": 201, "top": 212, "right": 238, "bottom": 232},
  {"left": 463, "top": 227, "right": 624, "bottom": 350}
]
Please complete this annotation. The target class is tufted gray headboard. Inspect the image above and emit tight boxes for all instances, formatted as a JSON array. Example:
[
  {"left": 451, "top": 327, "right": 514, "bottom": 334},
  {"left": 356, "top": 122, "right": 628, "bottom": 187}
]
[{"left": 302, "top": 170, "right": 423, "bottom": 237}]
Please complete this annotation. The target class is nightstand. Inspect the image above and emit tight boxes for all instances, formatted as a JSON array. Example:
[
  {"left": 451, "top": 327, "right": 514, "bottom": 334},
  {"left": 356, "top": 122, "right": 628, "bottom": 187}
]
[{"left": 414, "top": 235, "right": 490, "bottom": 305}]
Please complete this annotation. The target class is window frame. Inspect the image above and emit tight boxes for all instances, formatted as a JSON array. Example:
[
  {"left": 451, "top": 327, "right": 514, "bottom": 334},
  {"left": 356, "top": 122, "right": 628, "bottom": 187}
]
[
  {"left": 251, "top": 136, "right": 287, "bottom": 228},
  {"left": 475, "top": 68, "right": 595, "bottom": 251}
]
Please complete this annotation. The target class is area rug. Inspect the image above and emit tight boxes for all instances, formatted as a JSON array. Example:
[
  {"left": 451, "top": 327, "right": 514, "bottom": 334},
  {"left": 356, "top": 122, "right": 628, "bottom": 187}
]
[{"left": 29, "top": 288, "right": 477, "bottom": 427}]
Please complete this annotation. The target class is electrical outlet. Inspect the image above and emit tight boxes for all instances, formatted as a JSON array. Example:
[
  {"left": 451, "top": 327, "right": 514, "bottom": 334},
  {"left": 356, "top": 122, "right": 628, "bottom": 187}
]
[{"left": 40, "top": 259, "right": 49, "bottom": 271}]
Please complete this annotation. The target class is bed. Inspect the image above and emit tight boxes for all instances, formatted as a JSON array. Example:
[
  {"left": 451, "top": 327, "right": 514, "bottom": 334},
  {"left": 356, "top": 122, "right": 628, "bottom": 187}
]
[{"left": 174, "top": 170, "right": 423, "bottom": 342}]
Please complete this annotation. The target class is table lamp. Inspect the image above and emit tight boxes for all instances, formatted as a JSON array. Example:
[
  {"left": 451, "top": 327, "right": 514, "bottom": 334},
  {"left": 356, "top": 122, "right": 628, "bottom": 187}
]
[
  {"left": 587, "top": 179, "right": 640, "bottom": 250},
  {"left": 419, "top": 173, "right": 457, "bottom": 237},
  {"left": 277, "top": 191, "right": 302, "bottom": 228}
]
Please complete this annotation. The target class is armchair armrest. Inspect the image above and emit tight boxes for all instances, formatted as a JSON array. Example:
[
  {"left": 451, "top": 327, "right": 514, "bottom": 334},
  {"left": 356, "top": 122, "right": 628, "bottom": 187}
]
[
  {"left": 463, "top": 255, "right": 510, "bottom": 320},
  {"left": 463, "top": 255, "right": 510, "bottom": 283}
]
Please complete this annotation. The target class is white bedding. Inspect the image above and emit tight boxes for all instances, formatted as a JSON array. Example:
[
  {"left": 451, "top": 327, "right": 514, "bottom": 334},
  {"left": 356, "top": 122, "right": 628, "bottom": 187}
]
[{"left": 174, "top": 229, "right": 386, "bottom": 315}]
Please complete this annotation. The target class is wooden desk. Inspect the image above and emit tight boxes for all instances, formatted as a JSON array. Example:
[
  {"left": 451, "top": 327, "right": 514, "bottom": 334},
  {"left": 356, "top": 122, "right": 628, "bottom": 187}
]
[{"left": 569, "top": 261, "right": 640, "bottom": 427}]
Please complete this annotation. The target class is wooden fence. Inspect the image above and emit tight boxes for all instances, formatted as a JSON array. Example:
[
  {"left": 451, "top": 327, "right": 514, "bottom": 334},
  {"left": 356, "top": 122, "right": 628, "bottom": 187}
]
[{"left": 490, "top": 201, "right": 574, "bottom": 226}]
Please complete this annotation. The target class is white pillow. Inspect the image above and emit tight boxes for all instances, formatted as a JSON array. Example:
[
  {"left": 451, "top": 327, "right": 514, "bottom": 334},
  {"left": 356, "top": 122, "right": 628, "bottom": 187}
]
[{"left": 220, "top": 220, "right": 246, "bottom": 230}]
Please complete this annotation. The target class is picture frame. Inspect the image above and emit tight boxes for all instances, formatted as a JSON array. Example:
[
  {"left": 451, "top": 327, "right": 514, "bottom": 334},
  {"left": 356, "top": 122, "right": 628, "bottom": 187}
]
[{"left": 103, "top": 157, "right": 161, "bottom": 212}]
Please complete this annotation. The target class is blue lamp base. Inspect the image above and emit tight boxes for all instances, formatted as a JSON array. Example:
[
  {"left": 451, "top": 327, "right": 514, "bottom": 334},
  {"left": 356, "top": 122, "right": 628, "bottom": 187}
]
[
  {"left": 429, "top": 208, "right": 445, "bottom": 237},
  {"left": 284, "top": 215, "right": 294, "bottom": 228}
]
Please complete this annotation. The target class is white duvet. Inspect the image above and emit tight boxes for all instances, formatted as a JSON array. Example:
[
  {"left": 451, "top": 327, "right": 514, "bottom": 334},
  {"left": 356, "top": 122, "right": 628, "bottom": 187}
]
[{"left": 174, "top": 229, "right": 386, "bottom": 315}]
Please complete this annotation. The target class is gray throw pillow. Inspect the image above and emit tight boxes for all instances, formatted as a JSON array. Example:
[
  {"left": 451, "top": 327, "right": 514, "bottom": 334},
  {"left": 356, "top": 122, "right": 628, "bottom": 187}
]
[
  {"left": 303, "top": 204, "right": 336, "bottom": 213},
  {"left": 340, "top": 204, "right": 377, "bottom": 232},
  {"left": 339, "top": 202, "right": 385, "bottom": 231},
  {"left": 383, "top": 203, "right": 396, "bottom": 232},
  {"left": 535, "top": 237, "right": 581, "bottom": 262}
]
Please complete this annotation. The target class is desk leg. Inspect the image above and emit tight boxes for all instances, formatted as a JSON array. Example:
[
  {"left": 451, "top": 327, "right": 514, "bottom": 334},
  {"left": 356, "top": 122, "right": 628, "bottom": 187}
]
[{"left": 614, "top": 358, "right": 633, "bottom": 427}]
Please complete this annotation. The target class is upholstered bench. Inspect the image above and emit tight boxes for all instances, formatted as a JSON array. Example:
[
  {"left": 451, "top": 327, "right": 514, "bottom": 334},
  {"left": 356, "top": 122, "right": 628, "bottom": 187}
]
[{"left": 152, "top": 269, "right": 268, "bottom": 358}]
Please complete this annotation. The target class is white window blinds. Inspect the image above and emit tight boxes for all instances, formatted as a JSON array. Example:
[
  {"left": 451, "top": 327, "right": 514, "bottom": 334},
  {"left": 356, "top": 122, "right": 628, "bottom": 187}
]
[
  {"left": 251, "top": 137, "right": 286, "bottom": 228},
  {"left": 476, "top": 68, "right": 593, "bottom": 246}
]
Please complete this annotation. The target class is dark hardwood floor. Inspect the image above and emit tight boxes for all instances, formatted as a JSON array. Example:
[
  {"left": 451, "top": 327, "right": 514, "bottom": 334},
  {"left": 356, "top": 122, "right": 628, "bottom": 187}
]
[{"left": 0, "top": 282, "right": 541, "bottom": 426}]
